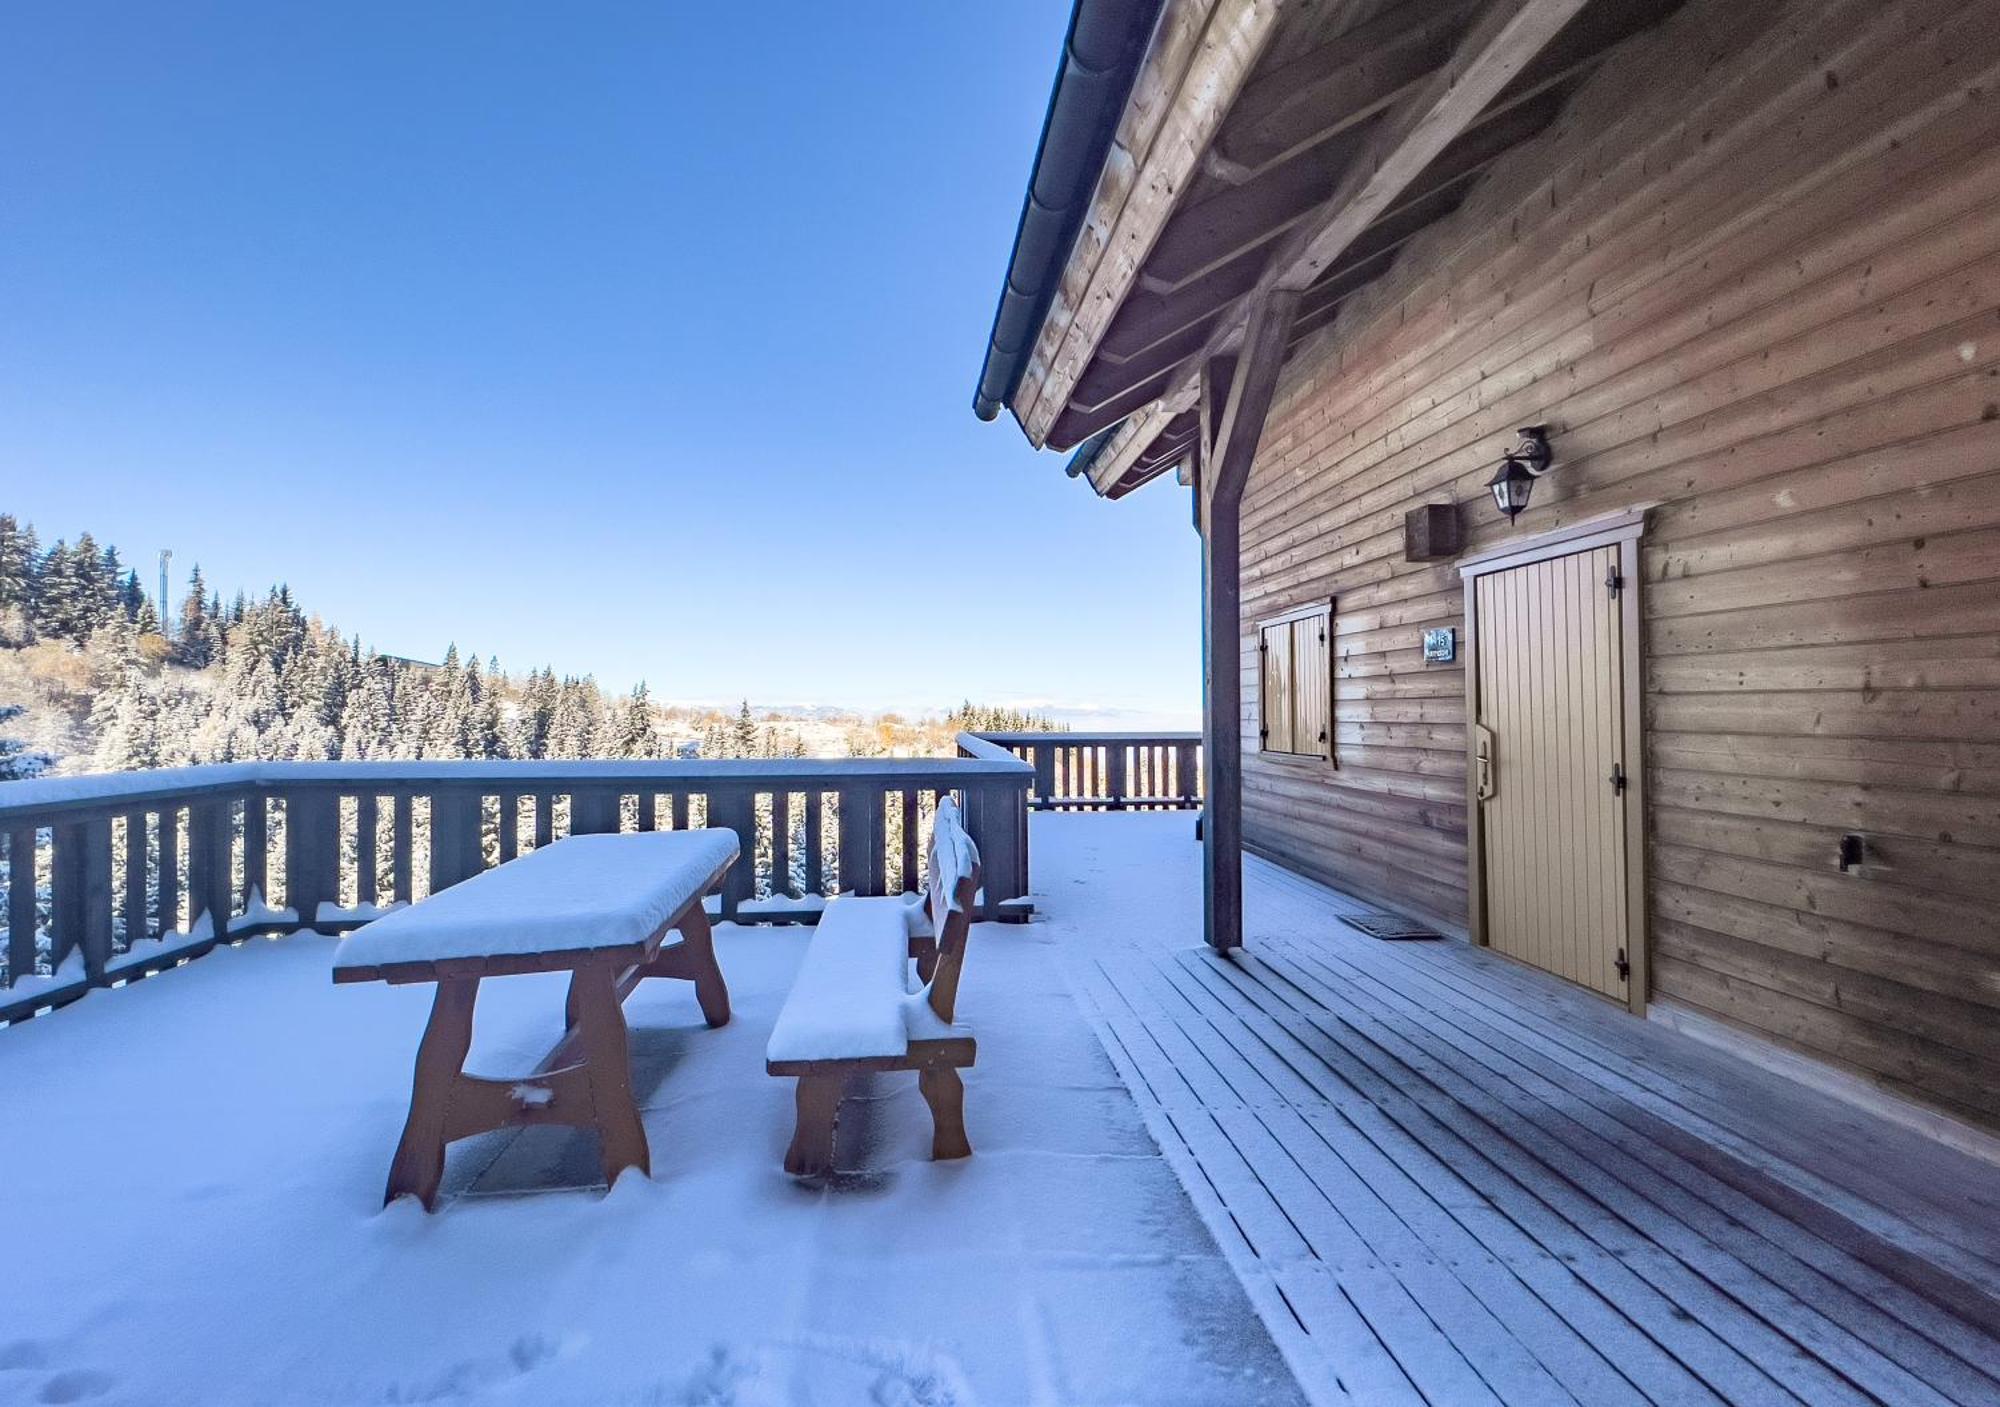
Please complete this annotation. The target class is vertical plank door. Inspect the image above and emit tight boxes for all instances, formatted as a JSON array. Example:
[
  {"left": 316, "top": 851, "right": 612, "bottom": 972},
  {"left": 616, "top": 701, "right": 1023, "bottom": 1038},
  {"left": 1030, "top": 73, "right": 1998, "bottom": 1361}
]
[{"left": 1474, "top": 545, "right": 1630, "bottom": 1001}]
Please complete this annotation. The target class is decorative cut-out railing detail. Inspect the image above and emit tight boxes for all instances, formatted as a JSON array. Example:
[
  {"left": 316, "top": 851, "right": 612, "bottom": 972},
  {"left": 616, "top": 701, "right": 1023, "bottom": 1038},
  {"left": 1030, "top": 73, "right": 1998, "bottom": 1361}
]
[{"left": 969, "top": 732, "right": 1202, "bottom": 811}]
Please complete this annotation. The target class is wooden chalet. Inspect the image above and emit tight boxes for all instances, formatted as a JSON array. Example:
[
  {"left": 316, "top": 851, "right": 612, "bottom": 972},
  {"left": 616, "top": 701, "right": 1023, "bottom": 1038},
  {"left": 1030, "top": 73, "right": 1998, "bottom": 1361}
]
[{"left": 976, "top": 0, "right": 2000, "bottom": 1142}]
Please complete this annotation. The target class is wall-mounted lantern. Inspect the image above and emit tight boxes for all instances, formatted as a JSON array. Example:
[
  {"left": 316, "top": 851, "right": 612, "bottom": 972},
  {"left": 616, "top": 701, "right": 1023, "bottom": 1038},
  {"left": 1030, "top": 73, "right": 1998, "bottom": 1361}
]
[
  {"left": 1487, "top": 454, "right": 1535, "bottom": 521},
  {"left": 1486, "top": 425, "right": 1554, "bottom": 522}
]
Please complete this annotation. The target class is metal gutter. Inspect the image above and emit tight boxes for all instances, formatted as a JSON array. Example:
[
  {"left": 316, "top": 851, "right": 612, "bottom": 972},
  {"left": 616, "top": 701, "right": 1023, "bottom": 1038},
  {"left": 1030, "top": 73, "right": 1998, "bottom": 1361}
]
[{"left": 973, "top": 0, "right": 1165, "bottom": 423}]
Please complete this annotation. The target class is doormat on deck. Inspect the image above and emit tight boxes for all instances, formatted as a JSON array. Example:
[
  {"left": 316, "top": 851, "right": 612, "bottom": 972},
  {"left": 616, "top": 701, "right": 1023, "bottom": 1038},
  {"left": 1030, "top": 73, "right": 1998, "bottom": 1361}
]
[{"left": 1341, "top": 912, "right": 1443, "bottom": 941}]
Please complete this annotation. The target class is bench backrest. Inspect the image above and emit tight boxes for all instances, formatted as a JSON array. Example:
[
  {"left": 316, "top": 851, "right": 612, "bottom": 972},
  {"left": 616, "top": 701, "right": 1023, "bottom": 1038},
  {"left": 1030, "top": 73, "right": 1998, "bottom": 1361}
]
[{"left": 923, "top": 797, "right": 982, "bottom": 1024}]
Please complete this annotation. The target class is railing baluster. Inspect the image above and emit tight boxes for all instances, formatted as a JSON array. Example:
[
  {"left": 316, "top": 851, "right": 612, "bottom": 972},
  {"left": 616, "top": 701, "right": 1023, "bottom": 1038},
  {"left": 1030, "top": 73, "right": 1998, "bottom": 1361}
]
[
  {"left": 122, "top": 811, "right": 149, "bottom": 946},
  {"left": 391, "top": 794, "right": 414, "bottom": 902},
  {"left": 155, "top": 808, "right": 181, "bottom": 936},
  {"left": 770, "top": 791, "right": 791, "bottom": 898},
  {"left": 6, "top": 826, "right": 38, "bottom": 983},
  {"left": 356, "top": 794, "right": 380, "bottom": 905},
  {"left": 899, "top": 788, "right": 918, "bottom": 894},
  {"left": 243, "top": 796, "right": 269, "bottom": 905},
  {"left": 495, "top": 793, "right": 518, "bottom": 865},
  {"left": 805, "top": 791, "right": 825, "bottom": 895},
  {"left": 636, "top": 794, "right": 657, "bottom": 832}
]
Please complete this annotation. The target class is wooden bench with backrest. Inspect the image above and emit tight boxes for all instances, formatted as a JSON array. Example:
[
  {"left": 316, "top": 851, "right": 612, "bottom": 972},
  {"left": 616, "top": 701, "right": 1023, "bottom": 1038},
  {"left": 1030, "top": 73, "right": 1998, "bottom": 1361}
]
[
  {"left": 765, "top": 796, "right": 981, "bottom": 1176},
  {"left": 332, "top": 828, "right": 738, "bottom": 1209}
]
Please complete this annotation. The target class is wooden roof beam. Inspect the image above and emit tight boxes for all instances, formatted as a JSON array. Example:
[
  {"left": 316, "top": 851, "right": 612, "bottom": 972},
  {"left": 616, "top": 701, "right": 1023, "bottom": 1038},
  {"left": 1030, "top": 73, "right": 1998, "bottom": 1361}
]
[
  {"left": 1152, "top": 0, "right": 1601, "bottom": 415},
  {"left": 1218, "top": 0, "right": 1480, "bottom": 175},
  {"left": 1072, "top": 86, "right": 1567, "bottom": 416}
]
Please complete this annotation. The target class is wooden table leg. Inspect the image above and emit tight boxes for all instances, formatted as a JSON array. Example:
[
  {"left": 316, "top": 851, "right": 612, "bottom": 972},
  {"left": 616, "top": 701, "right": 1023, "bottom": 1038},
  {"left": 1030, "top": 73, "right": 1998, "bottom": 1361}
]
[
  {"left": 386, "top": 977, "right": 478, "bottom": 1210},
  {"left": 784, "top": 1073, "right": 844, "bottom": 1176},
  {"left": 919, "top": 1066, "right": 971, "bottom": 1161},
  {"left": 677, "top": 905, "right": 730, "bottom": 1028},
  {"left": 571, "top": 963, "right": 651, "bottom": 1185}
]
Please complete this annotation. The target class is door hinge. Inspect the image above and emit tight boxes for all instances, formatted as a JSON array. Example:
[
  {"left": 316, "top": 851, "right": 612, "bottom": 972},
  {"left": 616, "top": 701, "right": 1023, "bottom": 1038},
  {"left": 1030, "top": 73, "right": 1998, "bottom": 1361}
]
[
  {"left": 1609, "top": 762, "right": 1627, "bottom": 795},
  {"left": 1605, "top": 564, "right": 1624, "bottom": 597},
  {"left": 1615, "top": 947, "right": 1631, "bottom": 982}
]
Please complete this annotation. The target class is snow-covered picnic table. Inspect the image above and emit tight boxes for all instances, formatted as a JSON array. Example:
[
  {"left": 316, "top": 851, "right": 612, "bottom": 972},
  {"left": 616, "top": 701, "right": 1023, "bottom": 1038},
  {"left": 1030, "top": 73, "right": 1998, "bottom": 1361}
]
[{"left": 332, "top": 829, "right": 739, "bottom": 1208}]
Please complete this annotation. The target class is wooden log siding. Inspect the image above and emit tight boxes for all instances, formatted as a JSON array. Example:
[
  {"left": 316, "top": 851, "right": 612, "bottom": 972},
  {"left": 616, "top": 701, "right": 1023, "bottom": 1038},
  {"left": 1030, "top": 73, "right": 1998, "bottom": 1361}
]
[
  {"left": 0, "top": 744, "right": 1039, "bottom": 1023},
  {"left": 1231, "top": 0, "right": 2000, "bottom": 1129}
]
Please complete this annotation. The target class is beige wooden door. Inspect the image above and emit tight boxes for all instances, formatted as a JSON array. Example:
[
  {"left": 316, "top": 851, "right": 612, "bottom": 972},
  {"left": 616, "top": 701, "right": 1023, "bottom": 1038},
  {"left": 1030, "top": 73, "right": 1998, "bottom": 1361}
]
[{"left": 1474, "top": 545, "right": 1631, "bottom": 1000}]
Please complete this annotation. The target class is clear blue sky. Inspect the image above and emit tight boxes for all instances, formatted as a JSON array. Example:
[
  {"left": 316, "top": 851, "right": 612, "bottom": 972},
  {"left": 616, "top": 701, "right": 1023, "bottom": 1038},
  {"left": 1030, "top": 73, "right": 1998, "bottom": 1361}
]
[{"left": 1, "top": 2, "right": 1198, "bottom": 726}]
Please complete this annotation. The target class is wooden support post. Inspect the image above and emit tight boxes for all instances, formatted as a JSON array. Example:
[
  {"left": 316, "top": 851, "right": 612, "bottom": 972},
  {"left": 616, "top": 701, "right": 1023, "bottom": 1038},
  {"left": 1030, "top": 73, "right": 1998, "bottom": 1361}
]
[
  {"left": 569, "top": 788, "right": 619, "bottom": 837},
  {"left": 285, "top": 790, "right": 340, "bottom": 933},
  {"left": 1200, "top": 290, "right": 1298, "bottom": 952},
  {"left": 186, "top": 799, "right": 232, "bottom": 936},
  {"left": 428, "top": 791, "right": 483, "bottom": 894},
  {"left": 706, "top": 787, "right": 755, "bottom": 919},
  {"left": 836, "top": 788, "right": 884, "bottom": 897}
]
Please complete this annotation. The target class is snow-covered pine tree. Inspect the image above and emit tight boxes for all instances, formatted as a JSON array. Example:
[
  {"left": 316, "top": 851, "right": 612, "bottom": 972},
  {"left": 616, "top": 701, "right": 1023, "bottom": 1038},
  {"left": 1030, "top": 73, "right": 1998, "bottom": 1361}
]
[
  {"left": 0, "top": 514, "right": 39, "bottom": 645},
  {"left": 0, "top": 703, "right": 51, "bottom": 779},
  {"left": 172, "top": 565, "right": 220, "bottom": 667},
  {"left": 612, "top": 682, "right": 661, "bottom": 758},
  {"left": 118, "top": 570, "right": 145, "bottom": 621},
  {"left": 31, "top": 539, "right": 86, "bottom": 642},
  {"left": 90, "top": 670, "right": 162, "bottom": 771},
  {"left": 338, "top": 654, "right": 397, "bottom": 760}
]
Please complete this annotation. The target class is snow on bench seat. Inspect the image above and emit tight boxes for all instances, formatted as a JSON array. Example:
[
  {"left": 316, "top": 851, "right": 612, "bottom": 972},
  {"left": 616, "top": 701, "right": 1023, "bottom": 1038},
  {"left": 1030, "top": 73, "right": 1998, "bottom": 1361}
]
[
  {"left": 331, "top": 829, "right": 739, "bottom": 973},
  {"left": 764, "top": 898, "right": 921, "bottom": 1065}
]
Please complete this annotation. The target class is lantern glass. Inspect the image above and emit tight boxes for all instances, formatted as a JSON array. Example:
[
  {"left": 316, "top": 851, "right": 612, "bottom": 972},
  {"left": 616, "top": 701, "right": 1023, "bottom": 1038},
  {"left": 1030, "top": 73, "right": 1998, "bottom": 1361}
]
[{"left": 1487, "top": 454, "right": 1535, "bottom": 521}]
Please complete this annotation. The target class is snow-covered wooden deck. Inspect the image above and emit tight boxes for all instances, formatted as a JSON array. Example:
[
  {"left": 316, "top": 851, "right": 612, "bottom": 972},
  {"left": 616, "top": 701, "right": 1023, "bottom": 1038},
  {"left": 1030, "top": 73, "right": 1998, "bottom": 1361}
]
[
  {"left": 1035, "top": 812, "right": 2000, "bottom": 1407},
  {"left": 0, "top": 881, "right": 1301, "bottom": 1406}
]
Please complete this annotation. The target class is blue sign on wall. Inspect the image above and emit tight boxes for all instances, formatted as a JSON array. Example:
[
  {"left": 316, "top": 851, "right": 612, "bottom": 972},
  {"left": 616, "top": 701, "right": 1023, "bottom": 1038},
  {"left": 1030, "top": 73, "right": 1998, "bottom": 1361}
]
[{"left": 1423, "top": 627, "right": 1456, "bottom": 663}]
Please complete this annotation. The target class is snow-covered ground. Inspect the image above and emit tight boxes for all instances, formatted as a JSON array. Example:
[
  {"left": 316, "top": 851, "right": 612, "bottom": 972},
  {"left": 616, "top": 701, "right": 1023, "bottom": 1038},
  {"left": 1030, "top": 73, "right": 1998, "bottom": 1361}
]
[{"left": 0, "top": 876, "right": 1300, "bottom": 1404}]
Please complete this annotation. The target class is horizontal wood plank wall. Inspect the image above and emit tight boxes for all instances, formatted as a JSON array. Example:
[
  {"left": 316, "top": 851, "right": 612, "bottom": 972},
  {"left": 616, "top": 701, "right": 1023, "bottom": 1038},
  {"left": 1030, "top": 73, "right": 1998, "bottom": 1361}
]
[{"left": 1235, "top": 0, "right": 2000, "bottom": 1130}]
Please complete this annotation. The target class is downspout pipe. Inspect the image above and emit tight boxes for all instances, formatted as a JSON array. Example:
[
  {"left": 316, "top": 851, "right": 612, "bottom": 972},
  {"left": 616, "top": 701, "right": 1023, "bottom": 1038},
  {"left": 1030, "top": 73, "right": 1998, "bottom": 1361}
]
[{"left": 974, "top": 0, "right": 1164, "bottom": 424}]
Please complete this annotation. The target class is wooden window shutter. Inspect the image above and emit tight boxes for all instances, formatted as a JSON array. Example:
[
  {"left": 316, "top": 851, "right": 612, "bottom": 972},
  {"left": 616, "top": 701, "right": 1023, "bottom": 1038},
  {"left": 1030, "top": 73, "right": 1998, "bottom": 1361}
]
[
  {"left": 1258, "top": 599, "right": 1333, "bottom": 761},
  {"left": 1261, "top": 622, "right": 1294, "bottom": 753},
  {"left": 1293, "top": 609, "right": 1331, "bottom": 761}
]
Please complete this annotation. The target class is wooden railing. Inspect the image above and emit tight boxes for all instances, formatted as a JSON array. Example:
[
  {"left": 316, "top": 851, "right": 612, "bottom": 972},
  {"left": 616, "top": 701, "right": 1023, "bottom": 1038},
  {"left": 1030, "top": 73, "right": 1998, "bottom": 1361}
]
[
  {"left": 970, "top": 731, "right": 1202, "bottom": 811},
  {"left": 0, "top": 740, "right": 1033, "bottom": 1023}
]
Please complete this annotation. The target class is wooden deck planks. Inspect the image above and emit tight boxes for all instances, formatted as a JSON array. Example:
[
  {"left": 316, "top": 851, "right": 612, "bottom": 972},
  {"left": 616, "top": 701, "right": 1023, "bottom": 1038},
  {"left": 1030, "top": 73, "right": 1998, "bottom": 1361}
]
[{"left": 1043, "top": 816, "right": 2000, "bottom": 1406}]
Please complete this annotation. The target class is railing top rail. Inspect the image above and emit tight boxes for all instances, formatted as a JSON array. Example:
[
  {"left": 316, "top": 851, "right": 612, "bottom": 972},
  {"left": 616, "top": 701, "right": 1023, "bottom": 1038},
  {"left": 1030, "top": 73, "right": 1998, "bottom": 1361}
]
[
  {"left": 0, "top": 754, "right": 1034, "bottom": 824},
  {"left": 970, "top": 730, "right": 1201, "bottom": 744}
]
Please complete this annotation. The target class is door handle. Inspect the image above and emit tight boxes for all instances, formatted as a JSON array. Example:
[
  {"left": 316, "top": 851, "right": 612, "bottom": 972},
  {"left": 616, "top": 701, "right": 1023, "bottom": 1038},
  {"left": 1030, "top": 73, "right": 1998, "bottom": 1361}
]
[{"left": 1474, "top": 724, "right": 1496, "bottom": 802}]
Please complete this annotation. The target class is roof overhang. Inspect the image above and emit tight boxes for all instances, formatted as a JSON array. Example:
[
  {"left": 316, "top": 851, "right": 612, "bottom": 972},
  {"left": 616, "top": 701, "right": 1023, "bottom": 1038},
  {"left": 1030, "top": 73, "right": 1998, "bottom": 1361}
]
[{"left": 975, "top": 0, "right": 1687, "bottom": 497}]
